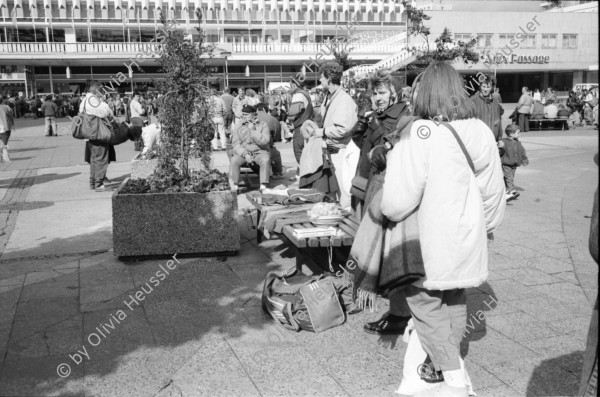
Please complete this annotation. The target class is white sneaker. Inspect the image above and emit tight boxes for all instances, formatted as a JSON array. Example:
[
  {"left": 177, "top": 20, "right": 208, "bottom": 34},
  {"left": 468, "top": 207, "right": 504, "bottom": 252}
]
[{"left": 414, "top": 383, "right": 468, "bottom": 397}]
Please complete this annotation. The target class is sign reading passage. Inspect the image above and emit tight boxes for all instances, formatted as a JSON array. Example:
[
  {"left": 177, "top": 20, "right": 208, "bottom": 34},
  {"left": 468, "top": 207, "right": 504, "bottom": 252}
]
[{"left": 486, "top": 53, "right": 550, "bottom": 64}]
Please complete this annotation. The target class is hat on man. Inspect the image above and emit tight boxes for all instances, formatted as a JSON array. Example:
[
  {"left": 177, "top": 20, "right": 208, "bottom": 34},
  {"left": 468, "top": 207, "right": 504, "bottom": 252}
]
[{"left": 242, "top": 105, "right": 256, "bottom": 113}]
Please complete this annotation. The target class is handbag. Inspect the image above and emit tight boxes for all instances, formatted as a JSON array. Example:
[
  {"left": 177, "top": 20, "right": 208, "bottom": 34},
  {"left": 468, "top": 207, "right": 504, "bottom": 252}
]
[
  {"left": 350, "top": 175, "right": 369, "bottom": 201},
  {"left": 71, "top": 97, "right": 113, "bottom": 143}
]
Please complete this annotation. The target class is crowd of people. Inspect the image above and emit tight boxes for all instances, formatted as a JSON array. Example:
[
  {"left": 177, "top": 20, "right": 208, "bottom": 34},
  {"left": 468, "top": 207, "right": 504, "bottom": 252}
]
[
  {"left": 1, "top": 61, "right": 597, "bottom": 395},
  {"left": 514, "top": 85, "right": 599, "bottom": 132}
]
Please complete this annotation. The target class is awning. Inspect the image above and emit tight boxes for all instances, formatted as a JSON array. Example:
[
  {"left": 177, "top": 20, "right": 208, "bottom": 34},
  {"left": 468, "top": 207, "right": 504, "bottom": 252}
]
[{"left": 267, "top": 82, "right": 290, "bottom": 92}]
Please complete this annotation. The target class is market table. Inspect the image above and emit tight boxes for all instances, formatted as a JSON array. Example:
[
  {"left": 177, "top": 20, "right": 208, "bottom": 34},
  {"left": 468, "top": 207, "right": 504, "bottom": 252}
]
[{"left": 245, "top": 192, "right": 359, "bottom": 273}]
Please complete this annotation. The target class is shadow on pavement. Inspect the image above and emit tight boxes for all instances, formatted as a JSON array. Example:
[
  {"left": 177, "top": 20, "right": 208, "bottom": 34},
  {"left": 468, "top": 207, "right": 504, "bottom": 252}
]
[
  {"left": 0, "top": 232, "right": 289, "bottom": 396},
  {"left": 0, "top": 173, "right": 81, "bottom": 189},
  {"left": 526, "top": 350, "right": 583, "bottom": 396},
  {"left": 8, "top": 147, "right": 55, "bottom": 153}
]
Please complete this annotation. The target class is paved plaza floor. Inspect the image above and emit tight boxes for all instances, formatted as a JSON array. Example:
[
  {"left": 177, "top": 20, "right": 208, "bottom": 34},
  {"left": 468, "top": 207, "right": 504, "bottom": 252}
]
[{"left": 0, "top": 113, "right": 598, "bottom": 396}]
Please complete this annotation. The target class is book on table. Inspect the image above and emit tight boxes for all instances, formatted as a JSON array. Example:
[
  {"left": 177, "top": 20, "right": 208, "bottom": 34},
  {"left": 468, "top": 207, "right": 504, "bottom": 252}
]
[{"left": 293, "top": 226, "right": 338, "bottom": 239}]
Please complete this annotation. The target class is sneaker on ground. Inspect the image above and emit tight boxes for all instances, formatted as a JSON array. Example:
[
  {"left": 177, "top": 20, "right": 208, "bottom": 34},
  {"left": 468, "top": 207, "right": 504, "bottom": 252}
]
[{"left": 95, "top": 185, "right": 109, "bottom": 192}]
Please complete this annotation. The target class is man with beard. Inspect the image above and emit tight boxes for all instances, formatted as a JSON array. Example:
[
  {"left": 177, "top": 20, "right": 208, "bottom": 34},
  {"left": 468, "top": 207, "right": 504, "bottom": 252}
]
[{"left": 470, "top": 75, "right": 504, "bottom": 142}]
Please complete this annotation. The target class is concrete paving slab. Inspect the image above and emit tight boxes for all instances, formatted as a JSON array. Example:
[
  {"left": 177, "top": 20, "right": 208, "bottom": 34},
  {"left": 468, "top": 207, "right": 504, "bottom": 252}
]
[
  {"left": 2, "top": 200, "right": 113, "bottom": 259},
  {"left": 0, "top": 354, "right": 85, "bottom": 397},
  {"left": 20, "top": 279, "right": 79, "bottom": 302},
  {"left": 484, "top": 356, "right": 580, "bottom": 396},
  {"left": 486, "top": 311, "right": 560, "bottom": 342},
  {"left": 12, "top": 297, "right": 80, "bottom": 338},
  {"left": 6, "top": 316, "right": 82, "bottom": 360},
  {"left": 464, "top": 328, "right": 540, "bottom": 365},
  {"left": 0, "top": 170, "right": 20, "bottom": 202},
  {"left": 530, "top": 281, "right": 592, "bottom": 306},
  {"left": 506, "top": 295, "right": 592, "bottom": 322},
  {"left": 167, "top": 339, "right": 262, "bottom": 397},
  {"left": 494, "top": 267, "right": 563, "bottom": 286}
]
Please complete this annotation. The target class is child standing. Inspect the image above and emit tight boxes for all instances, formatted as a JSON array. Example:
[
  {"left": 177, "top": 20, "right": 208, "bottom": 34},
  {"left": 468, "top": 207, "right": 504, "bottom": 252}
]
[{"left": 499, "top": 124, "right": 528, "bottom": 202}]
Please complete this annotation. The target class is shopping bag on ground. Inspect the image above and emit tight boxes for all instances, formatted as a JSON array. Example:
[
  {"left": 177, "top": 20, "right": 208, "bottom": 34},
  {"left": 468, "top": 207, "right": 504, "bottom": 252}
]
[{"left": 396, "top": 319, "right": 475, "bottom": 396}]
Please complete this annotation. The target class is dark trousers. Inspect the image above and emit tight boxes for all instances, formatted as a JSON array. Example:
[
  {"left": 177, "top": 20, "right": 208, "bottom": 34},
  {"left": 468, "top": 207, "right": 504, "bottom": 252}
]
[
  {"left": 0, "top": 131, "right": 11, "bottom": 145},
  {"left": 292, "top": 126, "right": 304, "bottom": 176},
  {"left": 502, "top": 164, "right": 517, "bottom": 192},
  {"left": 89, "top": 142, "right": 109, "bottom": 188},
  {"left": 270, "top": 146, "right": 283, "bottom": 175},
  {"left": 518, "top": 113, "right": 530, "bottom": 132}
]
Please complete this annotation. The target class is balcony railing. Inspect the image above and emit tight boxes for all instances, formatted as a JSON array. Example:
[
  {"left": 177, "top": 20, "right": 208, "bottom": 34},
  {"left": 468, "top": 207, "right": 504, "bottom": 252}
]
[{"left": 0, "top": 41, "right": 401, "bottom": 56}]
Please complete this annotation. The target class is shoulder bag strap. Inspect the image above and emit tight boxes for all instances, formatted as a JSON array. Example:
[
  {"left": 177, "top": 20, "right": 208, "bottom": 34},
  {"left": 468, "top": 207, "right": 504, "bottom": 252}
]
[{"left": 440, "top": 121, "right": 475, "bottom": 174}]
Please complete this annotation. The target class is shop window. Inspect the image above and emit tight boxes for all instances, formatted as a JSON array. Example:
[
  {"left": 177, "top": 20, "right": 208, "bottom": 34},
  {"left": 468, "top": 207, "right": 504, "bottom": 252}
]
[
  {"left": 91, "top": 28, "right": 126, "bottom": 42},
  {"left": 541, "top": 34, "right": 557, "bottom": 49},
  {"left": 476, "top": 33, "right": 492, "bottom": 48},
  {"left": 498, "top": 34, "right": 514, "bottom": 48},
  {"left": 454, "top": 33, "right": 474, "bottom": 44},
  {"left": 521, "top": 34, "right": 536, "bottom": 49},
  {"left": 130, "top": 28, "right": 155, "bottom": 42},
  {"left": 562, "top": 34, "right": 577, "bottom": 49}
]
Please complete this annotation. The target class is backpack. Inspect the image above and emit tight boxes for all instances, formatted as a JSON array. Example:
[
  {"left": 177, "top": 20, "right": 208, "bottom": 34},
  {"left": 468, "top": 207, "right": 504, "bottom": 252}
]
[{"left": 262, "top": 267, "right": 348, "bottom": 333}]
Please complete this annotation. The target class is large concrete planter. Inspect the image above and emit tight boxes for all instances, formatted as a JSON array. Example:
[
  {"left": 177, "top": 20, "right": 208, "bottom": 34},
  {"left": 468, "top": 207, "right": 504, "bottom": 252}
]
[
  {"left": 131, "top": 154, "right": 205, "bottom": 179},
  {"left": 112, "top": 178, "right": 240, "bottom": 257}
]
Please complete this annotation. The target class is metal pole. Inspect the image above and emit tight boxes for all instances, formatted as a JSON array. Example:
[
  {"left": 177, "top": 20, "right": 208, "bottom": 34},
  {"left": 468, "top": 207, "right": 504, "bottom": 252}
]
[
  {"left": 23, "top": 69, "right": 29, "bottom": 98},
  {"left": 49, "top": 65, "right": 54, "bottom": 94},
  {"left": 225, "top": 57, "right": 229, "bottom": 87}
]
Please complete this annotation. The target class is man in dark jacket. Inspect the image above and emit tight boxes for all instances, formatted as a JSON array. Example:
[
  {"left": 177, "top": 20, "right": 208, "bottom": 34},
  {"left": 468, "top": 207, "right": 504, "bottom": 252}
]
[
  {"left": 40, "top": 95, "right": 58, "bottom": 136},
  {"left": 470, "top": 75, "right": 504, "bottom": 142},
  {"left": 287, "top": 76, "right": 314, "bottom": 179}
]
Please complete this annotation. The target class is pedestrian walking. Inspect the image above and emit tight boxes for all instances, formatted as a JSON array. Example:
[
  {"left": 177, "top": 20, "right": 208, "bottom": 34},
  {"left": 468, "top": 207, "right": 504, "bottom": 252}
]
[
  {"left": 499, "top": 124, "right": 528, "bottom": 202},
  {"left": 209, "top": 89, "right": 227, "bottom": 150},
  {"left": 40, "top": 94, "right": 58, "bottom": 136},
  {"left": 221, "top": 87, "right": 235, "bottom": 138},
  {"left": 470, "top": 75, "right": 504, "bottom": 142},
  {"left": 516, "top": 86, "right": 532, "bottom": 132},
  {"left": 381, "top": 62, "right": 506, "bottom": 396},
  {"left": 0, "top": 97, "right": 15, "bottom": 162}
]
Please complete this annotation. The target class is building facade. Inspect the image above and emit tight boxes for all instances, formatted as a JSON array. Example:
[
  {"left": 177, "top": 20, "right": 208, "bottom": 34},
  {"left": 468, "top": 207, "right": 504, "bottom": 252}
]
[
  {"left": 0, "top": 0, "right": 598, "bottom": 100},
  {"left": 0, "top": 0, "right": 409, "bottom": 96}
]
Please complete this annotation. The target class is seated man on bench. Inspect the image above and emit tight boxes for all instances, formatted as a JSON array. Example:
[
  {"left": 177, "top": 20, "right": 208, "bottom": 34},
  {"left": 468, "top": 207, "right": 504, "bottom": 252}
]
[{"left": 229, "top": 105, "right": 271, "bottom": 192}]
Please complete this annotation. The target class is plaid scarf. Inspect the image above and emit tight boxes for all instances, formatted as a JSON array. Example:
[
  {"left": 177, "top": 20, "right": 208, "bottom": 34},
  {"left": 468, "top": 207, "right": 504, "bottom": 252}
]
[{"left": 350, "top": 117, "right": 425, "bottom": 310}]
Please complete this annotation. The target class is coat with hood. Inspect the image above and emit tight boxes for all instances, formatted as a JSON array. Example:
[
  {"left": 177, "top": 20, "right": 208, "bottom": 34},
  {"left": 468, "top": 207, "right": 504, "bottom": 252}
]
[{"left": 381, "top": 118, "right": 506, "bottom": 291}]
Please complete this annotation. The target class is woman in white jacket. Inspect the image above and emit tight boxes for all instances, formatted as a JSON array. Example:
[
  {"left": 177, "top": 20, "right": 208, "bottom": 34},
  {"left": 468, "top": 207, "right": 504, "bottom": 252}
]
[{"left": 381, "top": 62, "right": 506, "bottom": 396}]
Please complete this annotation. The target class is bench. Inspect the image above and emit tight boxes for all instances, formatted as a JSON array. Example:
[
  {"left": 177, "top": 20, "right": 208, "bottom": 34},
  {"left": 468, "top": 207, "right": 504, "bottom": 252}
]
[{"left": 529, "top": 118, "right": 569, "bottom": 131}]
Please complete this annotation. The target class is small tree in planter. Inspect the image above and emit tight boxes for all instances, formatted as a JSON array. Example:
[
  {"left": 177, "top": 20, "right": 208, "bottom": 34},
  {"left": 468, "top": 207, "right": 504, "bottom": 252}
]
[
  {"left": 113, "top": 11, "right": 240, "bottom": 257},
  {"left": 126, "top": 11, "right": 229, "bottom": 192}
]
